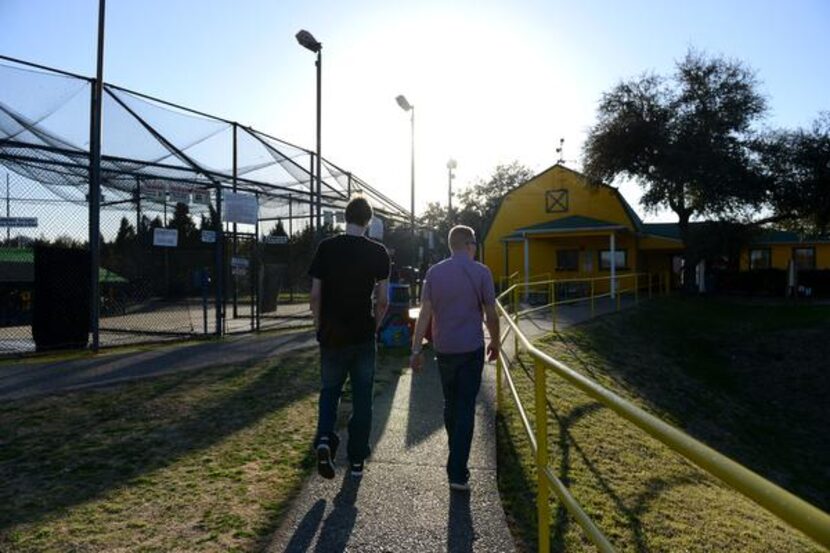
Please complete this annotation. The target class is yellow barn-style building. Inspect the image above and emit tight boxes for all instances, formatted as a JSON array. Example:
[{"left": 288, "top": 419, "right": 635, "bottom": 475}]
[{"left": 482, "top": 164, "right": 830, "bottom": 292}]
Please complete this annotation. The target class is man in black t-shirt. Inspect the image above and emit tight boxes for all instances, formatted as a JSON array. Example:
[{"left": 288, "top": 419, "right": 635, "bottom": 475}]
[{"left": 308, "top": 197, "right": 390, "bottom": 479}]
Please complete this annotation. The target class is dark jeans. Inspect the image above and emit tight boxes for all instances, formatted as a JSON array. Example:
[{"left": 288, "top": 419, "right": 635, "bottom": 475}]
[
  {"left": 316, "top": 340, "right": 376, "bottom": 463},
  {"left": 435, "top": 347, "right": 484, "bottom": 483}
]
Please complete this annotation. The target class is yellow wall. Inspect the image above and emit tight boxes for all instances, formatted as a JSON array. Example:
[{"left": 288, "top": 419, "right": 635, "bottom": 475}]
[
  {"left": 740, "top": 243, "right": 830, "bottom": 270},
  {"left": 483, "top": 165, "right": 638, "bottom": 278}
]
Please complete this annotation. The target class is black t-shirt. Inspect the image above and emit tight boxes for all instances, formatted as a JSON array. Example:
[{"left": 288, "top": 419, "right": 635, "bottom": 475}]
[{"left": 308, "top": 234, "right": 390, "bottom": 347}]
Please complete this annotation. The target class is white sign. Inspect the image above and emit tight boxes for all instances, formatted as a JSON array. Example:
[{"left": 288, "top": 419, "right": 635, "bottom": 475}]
[
  {"left": 368, "top": 217, "right": 384, "bottom": 240},
  {"left": 153, "top": 228, "right": 178, "bottom": 247},
  {"left": 264, "top": 235, "right": 288, "bottom": 244},
  {"left": 223, "top": 192, "right": 258, "bottom": 225},
  {"left": 0, "top": 217, "right": 38, "bottom": 228},
  {"left": 201, "top": 230, "right": 216, "bottom": 243},
  {"left": 193, "top": 190, "right": 211, "bottom": 205},
  {"left": 231, "top": 257, "right": 249, "bottom": 269}
]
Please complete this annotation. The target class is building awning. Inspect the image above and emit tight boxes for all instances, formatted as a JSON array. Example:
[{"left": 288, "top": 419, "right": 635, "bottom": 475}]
[
  {"left": 0, "top": 249, "right": 128, "bottom": 284},
  {"left": 501, "top": 215, "right": 627, "bottom": 241}
]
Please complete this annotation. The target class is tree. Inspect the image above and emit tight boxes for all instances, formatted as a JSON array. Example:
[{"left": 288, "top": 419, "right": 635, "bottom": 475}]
[
  {"left": 583, "top": 49, "right": 767, "bottom": 287},
  {"left": 755, "top": 112, "right": 830, "bottom": 234},
  {"left": 456, "top": 161, "right": 534, "bottom": 239},
  {"left": 268, "top": 219, "right": 288, "bottom": 237},
  {"left": 114, "top": 217, "right": 136, "bottom": 249},
  {"left": 418, "top": 202, "right": 451, "bottom": 253},
  {"left": 168, "top": 202, "right": 197, "bottom": 245}
]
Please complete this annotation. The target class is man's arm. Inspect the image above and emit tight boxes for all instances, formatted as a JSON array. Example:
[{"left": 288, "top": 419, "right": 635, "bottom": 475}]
[
  {"left": 409, "top": 299, "right": 432, "bottom": 371},
  {"left": 310, "top": 278, "right": 322, "bottom": 331},
  {"left": 484, "top": 302, "right": 501, "bottom": 362},
  {"left": 374, "top": 279, "right": 390, "bottom": 329}
]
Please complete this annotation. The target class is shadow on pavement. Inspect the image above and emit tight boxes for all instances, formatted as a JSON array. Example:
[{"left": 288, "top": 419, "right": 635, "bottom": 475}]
[{"left": 447, "top": 491, "right": 474, "bottom": 553}]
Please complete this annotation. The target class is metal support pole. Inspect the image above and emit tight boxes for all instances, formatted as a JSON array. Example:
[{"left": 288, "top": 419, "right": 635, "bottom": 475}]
[
  {"left": 410, "top": 106, "right": 415, "bottom": 235},
  {"left": 88, "top": 0, "right": 106, "bottom": 352},
  {"left": 214, "top": 186, "right": 224, "bottom": 338},
  {"left": 309, "top": 154, "right": 315, "bottom": 233},
  {"left": 253, "top": 191, "right": 259, "bottom": 332},
  {"left": 609, "top": 232, "right": 616, "bottom": 300},
  {"left": 288, "top": 195, "right": 294, "bottom": 303},
  {"left": 315, "top": 50, "right": 322, "bottom": 232},
  {"left": 648, "top": 272, "right": 653, "bottom": 299},
  {"left": 135, "top": 178, "right": 141, "bottom": 233},
  {"left": 232, "top": 123, "right": 238, "bottom": 319},
  {"left": 347, "top": 172, "right": 352, "bottom": 198},
  {"left": 534, "top": 357, "right": 551, "bottom": 553},
  {"left": 5, "top": 173, "right": 10, "bottom": 243}
]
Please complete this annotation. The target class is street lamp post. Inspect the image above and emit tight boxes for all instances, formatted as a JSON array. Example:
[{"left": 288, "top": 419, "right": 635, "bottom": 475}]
[
  {"left": 396, "top": 94, "right": 415, "bottom": 234},
  {"left": 447, "top": 158, "right": 457, "bottom": 223},
  {"left": 295, "top": 29, "right": 323, "bottom": 232}
]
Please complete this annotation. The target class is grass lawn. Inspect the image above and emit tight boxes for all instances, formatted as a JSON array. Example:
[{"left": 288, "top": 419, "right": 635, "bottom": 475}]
[
  {"left": 0, "top": 347, "right": 405, "bottom": 552},
  {"left": 497, "top": 296, "right": 829, "bottom": 552}
]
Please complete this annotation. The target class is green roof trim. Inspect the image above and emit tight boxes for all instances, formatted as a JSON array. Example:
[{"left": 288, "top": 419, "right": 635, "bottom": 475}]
[
  {"left": 642, "top": 223, "right": 683, "bottom": 240},
  {"left": 0, "top": 248, "right": 128, "bottom": 283},
  {"left": 515, "top": 215, "right": 625, "bottom": 233}
]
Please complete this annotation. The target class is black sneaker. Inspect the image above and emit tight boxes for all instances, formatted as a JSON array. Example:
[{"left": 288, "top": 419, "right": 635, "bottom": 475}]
[
  {"left": 316, "top": 440, "right": 335, "bottom": 480},
  {"left": 350, "top": 461, "right": 364, "bottom": 477}
]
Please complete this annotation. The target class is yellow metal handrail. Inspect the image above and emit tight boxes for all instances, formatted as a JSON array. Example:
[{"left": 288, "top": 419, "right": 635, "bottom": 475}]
[{"left": 494, "top": 282, "right": 830, "bottom": 552}]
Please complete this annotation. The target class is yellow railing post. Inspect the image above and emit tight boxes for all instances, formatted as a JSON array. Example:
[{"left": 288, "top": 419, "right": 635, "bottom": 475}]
[
  {"left": 534, "top": 357, "right": 551, "bottom": 553},
  {"left": 590, "top": 279, "right": 595, "bottom": 318},
  {"left": 634, "top": 274, "right": 639, "bottom": 304},
  {"left": 550, "top": 281, "right": 556, "bottom": 332},
  {"left": 512, "top": 285, "right": 519, "bottom": 354},
  {"left": 496, "top": 349, "right": 503, "bottom": 414}
]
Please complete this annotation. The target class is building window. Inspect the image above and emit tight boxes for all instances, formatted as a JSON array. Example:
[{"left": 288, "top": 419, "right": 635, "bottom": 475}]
[
  {"left": 793, "top": 247, "right": 815, "bottom": 270},
  {"left": 556, "top": 249, "right": 579, "bottom": 271},
  {"left": 749, "top": 248, "right": 771, "bottom": 270},
  {"left": 599, "top": 249, "right": 627, "bottom": 270},
  {"left": 545, "top": 189, "right": 568, "bottom": 213}
]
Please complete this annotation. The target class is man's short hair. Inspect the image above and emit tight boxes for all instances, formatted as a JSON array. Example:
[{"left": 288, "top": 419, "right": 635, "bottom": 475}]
[
  {"left": 448, "top": 225, "right": 476, "bottom": 251},
  {"left": 345, "top": 196, "right": 373, "bottom": 226}
]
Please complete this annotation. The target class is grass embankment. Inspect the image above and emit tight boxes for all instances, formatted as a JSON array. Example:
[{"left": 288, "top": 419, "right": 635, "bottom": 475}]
[
  {"left": 0, "top": 347, "right": 405, "bottom": 552},
  {"left": 497, "top": 296, "right": 829, "bottom": 552}
]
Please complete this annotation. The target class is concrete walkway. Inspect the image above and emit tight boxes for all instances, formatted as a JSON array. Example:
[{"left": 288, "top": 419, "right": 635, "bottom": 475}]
[
  {"left": 266, "top": 351, "right": 515, "bottom": 553},
  {"left": 0, "top": 329, "right": 316, "bottom": 400}
]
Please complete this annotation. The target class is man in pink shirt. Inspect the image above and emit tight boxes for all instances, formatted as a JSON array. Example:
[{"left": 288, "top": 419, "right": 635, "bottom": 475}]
[{"left": 410, "top": 225, "right": 500, "bottom": 491}]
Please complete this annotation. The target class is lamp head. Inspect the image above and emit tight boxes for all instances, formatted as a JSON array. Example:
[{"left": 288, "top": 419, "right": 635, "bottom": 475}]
[
  {"left": 447, "top": 159, "right": 457, "bottom": 170},
  {"left": 295, "top": 30, "right": 322, "bottom": 53},
  {"left": 396, "top": 95, "right": 412, "bottom": 111}
]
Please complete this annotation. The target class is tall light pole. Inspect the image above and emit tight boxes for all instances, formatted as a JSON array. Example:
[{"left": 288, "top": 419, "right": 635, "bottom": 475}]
[
  {"left": 396, "top": 94, "right": 415, "bottom": 234},
  {"left": 295, "top": 29, "right": 322, "bottom": 232},
  {"left": 447, "top": 158, "right": 457, "bottom": 223},
  {"left": 89, "top": 0, "right": 106, "bottom": 351}
]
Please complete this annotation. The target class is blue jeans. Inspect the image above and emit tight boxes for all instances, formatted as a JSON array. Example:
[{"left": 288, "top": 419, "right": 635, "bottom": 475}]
[
  {"left": 316, "top": 340, "right": 376, "bottom": 463},
  {"left": 436, "top": 347, "right": 484, "bottom": 483}
]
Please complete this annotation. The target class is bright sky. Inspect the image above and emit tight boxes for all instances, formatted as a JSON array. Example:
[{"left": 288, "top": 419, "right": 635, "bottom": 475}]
[{"left": 1, "top": 0, "right": 828, "bottom": 223}]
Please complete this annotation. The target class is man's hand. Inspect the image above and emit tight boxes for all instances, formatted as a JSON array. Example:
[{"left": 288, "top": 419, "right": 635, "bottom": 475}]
[
  {"left": 410, "top": 350, "right": 424, "bottom": 372},
  {"left": 486, "top": 340, "right": 500, "bottom": 362}
]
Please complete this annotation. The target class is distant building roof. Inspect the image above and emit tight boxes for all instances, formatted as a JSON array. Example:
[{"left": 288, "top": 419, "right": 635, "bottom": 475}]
[{"left": 642, "top": 223, "right": 830, "bottom": 244}]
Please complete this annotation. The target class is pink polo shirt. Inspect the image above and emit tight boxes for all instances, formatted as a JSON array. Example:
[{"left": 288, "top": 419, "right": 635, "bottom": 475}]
[{"left": 421, "top": 252, "right": 496, "bottom": 354}]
